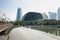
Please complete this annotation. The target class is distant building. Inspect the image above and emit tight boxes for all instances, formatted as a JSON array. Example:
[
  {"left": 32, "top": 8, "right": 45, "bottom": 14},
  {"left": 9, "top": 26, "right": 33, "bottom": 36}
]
[
  {"left": 57, "top": 7, "right": 60, "bottom": 20},
  {"left": 22, "top": 12, "right": 43, "bottom": 21},
  {"left": 48, "top": 12, "right": 56, "bottom": 20},
  {"left": 42, "top": 13, "right": 48, "bottom": 20},
  {"left": 16, "top": 8, "right": 22, "bottom": 21}
]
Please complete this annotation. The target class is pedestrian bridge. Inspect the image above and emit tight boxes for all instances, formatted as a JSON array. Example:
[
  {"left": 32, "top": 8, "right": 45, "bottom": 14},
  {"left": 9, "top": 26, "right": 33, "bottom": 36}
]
[
  {"left": 0, "top": 23, "right": 12, "bottom": 32},
  {"left": 9, "top": 27, "right": 60, "bottom": 40}
]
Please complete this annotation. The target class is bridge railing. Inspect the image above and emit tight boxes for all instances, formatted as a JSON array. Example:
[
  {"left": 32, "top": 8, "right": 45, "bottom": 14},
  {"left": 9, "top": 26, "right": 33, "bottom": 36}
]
[{"left": 0, "top": 23, "right": 12, "bottom": 32}]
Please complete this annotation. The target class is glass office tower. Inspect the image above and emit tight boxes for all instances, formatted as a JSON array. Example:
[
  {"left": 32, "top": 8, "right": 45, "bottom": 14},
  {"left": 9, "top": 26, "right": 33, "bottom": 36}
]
[{"left": 16, "top": 8, "right": 22, "bottom": 21}]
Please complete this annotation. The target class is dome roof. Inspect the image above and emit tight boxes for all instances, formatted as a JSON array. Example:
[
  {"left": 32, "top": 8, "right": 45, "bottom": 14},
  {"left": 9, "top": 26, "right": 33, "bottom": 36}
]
[{"left": 22, "top": 12, "right": 43, "bottom": 21}]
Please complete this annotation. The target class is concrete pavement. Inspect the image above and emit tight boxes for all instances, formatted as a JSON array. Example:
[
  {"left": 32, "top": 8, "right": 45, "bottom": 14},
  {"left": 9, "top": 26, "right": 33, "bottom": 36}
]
[{"left": 9, "top": 27, "right": 60, "bottom": 40}]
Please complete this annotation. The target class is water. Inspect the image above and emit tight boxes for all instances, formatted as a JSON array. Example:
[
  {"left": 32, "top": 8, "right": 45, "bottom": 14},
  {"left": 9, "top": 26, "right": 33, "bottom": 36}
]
[{"left": 31, "top": 25, "right": 60, "bottom": 36}]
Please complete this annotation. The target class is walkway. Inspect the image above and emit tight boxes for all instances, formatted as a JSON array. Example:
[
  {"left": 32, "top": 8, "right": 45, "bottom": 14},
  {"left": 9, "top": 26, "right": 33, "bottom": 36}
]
[
  {"left": 9, "top": 27, "right": 60, "bottom": 40},
  {"left": 0, "top": 23, "right": 12, "bottom": 32}
]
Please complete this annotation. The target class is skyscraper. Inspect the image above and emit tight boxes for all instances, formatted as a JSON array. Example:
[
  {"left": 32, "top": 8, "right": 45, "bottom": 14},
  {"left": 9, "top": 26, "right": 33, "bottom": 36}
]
[
  {"left": 16, "top": 8, "right": 22, "bottom": 21},
  {"left": 48, "top": 12, "right": 56, "bottom": 20},
  {"left": 58, "top": 7, "right": 60, "bottom": 20},
  {"left": 42, "top": 13, "right": 48, "bottom": 20}
]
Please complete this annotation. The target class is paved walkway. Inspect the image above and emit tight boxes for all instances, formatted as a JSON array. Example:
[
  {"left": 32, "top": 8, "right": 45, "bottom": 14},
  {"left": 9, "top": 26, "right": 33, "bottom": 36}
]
[
  {"left": 9, "top": 27, "right": 60, "bottom": 40},
  {"left": 0, "top": 35, "right": 8, "bottom": 40}
]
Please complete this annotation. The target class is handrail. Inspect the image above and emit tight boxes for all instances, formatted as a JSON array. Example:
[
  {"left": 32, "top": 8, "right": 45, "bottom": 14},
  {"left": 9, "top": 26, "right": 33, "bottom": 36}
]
[{"left": 0, "top": 23, "right": 12, "bottom": 32}]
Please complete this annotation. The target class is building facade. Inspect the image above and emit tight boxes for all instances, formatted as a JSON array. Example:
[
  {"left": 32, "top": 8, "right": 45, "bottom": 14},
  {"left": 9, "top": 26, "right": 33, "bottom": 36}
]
[
  {"left": 58, "top": 7, "right": 60, "bottom": 20},
  {"left": 22, "top": 12, "right": 43, "bottom": 21},
  {"left": 42, "top": 13, "right": 48, "bottom": 20},
  {"left": 16, "top": 8, "right": 22, "bottom": 21},
  {"left": 48, "top": 12, "right": 56, "bottom": 20}
]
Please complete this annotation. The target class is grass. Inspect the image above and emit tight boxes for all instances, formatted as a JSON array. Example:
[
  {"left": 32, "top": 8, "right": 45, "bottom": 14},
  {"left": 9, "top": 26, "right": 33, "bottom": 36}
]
[{"left": 32, "top": 27, "right": 60, "bottom": 36}]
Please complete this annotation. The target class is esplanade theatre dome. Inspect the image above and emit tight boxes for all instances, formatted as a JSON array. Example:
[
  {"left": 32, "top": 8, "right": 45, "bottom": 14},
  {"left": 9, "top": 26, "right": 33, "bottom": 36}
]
[{"left": 22, "top": 12, "right": 43, "bottom": 21}]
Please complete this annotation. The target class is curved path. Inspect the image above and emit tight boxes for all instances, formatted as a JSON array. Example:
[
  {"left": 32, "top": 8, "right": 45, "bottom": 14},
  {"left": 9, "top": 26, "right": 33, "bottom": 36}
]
[{"left": 9, "top": 27, "right": 60, "bottom": 40}]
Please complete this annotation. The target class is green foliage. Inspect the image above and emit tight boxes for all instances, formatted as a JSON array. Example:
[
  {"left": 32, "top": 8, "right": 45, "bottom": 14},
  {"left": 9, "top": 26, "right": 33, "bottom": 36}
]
[
  {"left": 0, "top": 21, "right": 5, "bottom": 23},
  {"left": 32, "top": 27, "right": 59, "bottom": 35},
  {"left": 57, "top": 20, "right": 60, "bottom": 25},
  {"left": 13, "top": 20, "right": 60, "bottom": 26}
]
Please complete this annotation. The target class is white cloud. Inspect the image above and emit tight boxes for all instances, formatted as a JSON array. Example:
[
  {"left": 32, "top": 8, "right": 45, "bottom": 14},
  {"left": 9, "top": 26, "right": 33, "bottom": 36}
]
[{"left": 0, "top": 0, "right": 60, "bottom": 20}]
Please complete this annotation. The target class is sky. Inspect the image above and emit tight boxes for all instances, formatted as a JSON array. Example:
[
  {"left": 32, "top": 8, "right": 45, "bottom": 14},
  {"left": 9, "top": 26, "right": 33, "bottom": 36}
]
[{"left": 0, "top": 0, "right": 60, "bottom": 21}]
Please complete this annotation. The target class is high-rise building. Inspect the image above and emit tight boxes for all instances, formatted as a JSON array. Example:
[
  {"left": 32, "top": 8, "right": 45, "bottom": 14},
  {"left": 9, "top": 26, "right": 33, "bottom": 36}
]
[
  {"left": 16, "top": 8, "right": 22, "bottom": 21},
  {"left": 48, "top": 12, "right": 56, "bottom": 20},
  {"left": 58, "top": 7, "right": 60, "bottom": 20},
  {"left": 42, "top": 13, "right": 48, "bottom": 20}
]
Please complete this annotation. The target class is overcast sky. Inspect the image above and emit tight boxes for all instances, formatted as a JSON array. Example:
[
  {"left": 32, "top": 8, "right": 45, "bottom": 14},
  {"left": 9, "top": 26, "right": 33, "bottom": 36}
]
[{"left": 0, "top": 0, "right": 60, "bottom": 21}]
